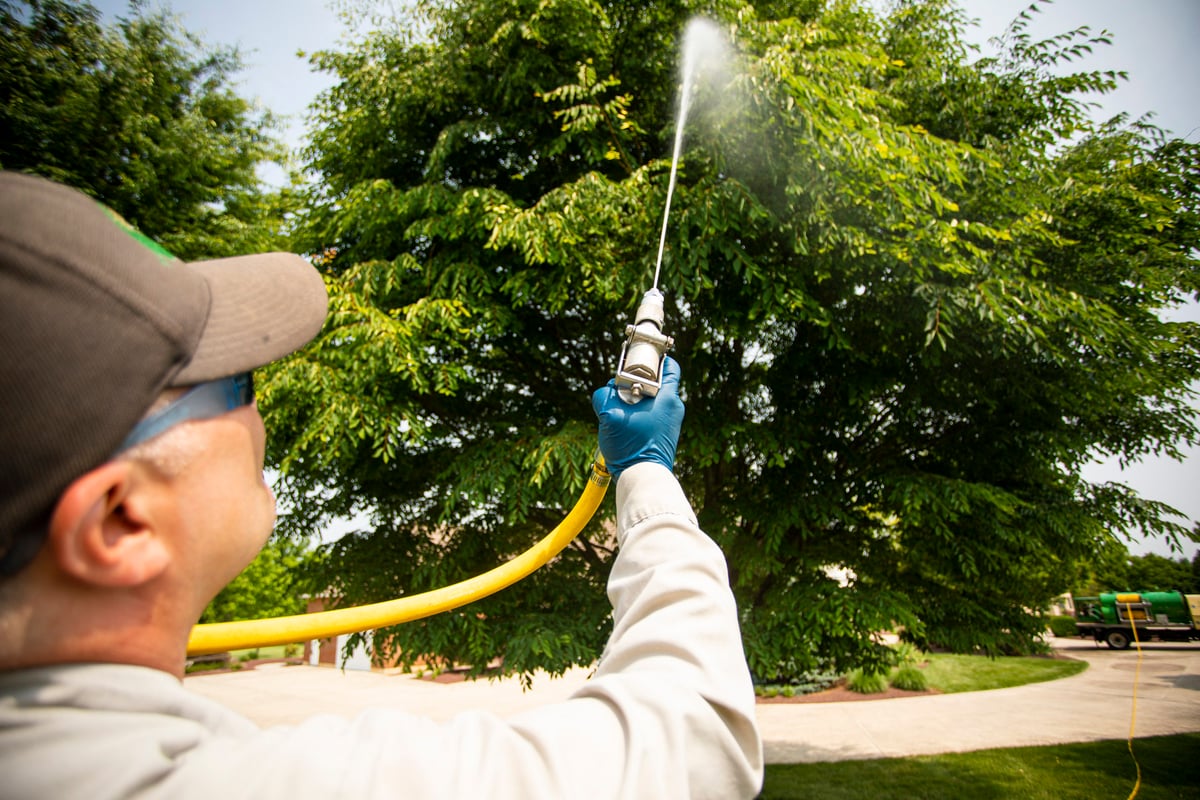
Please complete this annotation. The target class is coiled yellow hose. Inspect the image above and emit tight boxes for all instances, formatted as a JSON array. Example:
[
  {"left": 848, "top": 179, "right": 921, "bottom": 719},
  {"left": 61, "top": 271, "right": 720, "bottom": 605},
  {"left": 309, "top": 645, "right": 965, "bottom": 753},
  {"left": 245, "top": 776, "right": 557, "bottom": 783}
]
[{"left": 186, "top": 459, "right": 610, "bottom": 656}]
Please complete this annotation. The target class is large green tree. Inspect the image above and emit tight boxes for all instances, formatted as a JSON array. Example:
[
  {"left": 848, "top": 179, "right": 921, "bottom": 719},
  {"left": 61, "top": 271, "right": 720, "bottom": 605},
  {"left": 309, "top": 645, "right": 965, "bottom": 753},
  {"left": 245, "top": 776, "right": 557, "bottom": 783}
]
[
  {"left": 0, "top": 0, "right": 291, "bottom": 260},
  {"left": 269, "top": 0, "right": 1199, "bottom": 680}
]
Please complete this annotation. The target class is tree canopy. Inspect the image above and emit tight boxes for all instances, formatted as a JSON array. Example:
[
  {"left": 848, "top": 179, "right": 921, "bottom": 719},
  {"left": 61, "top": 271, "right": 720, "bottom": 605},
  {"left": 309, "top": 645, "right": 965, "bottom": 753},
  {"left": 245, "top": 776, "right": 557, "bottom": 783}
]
[
  {"left": 267, "top": 0, "right": 1200, "bottom": 681},
  {"left": 0, "top": 0, "right": 291, "bottom": 260}
]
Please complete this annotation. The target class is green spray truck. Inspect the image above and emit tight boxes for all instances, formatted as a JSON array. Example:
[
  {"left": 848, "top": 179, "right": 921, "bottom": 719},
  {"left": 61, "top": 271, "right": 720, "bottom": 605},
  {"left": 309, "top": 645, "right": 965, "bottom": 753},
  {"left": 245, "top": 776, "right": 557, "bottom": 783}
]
[{"left": 1073, "top": 591, "right": 1200, "bottom": 649}]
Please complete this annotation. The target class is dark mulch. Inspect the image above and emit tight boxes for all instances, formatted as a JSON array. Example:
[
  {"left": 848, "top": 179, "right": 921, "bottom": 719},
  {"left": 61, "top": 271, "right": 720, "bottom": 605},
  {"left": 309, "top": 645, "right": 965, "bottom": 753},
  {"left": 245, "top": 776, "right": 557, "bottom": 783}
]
[{"left": 756, "top": 683, "right": 940, "bottom": 704}]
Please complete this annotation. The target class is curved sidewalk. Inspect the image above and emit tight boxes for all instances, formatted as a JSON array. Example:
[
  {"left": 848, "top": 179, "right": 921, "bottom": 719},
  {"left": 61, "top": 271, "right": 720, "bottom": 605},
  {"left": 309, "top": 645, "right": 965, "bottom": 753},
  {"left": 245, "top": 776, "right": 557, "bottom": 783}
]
[
  {"left": 186, "top": 638, "right": 1200, "bottom": 764},
  {"left": 758, "top": 638, "right": 1200, "bottom": 763}
]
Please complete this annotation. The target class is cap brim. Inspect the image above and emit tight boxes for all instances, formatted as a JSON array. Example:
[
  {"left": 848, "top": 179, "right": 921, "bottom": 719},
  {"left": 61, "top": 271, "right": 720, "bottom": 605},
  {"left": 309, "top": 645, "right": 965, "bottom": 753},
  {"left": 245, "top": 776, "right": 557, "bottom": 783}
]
[{"left": 172, "top": 252, "right": 328, "bottom": 385}]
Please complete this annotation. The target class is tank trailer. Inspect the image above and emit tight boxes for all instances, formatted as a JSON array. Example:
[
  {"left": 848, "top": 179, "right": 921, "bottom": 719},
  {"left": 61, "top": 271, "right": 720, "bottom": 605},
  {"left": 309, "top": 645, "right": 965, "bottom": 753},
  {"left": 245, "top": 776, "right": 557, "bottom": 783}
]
[{"left": 1073, "top": 591, "right": 1200, "bottom": 649}]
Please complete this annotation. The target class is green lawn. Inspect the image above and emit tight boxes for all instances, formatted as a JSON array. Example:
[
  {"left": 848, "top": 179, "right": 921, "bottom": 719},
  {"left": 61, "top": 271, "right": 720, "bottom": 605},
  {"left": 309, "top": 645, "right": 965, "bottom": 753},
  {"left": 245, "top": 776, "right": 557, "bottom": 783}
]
[
  {"left": 759, "top": 649, "right": 1090, "bottom": 699},
  {"left": 760, "top": 734, "right": 1200, "bottom": 799},
  {"left": 919, "top": 652, "right": 1088, "bottom": 693}
]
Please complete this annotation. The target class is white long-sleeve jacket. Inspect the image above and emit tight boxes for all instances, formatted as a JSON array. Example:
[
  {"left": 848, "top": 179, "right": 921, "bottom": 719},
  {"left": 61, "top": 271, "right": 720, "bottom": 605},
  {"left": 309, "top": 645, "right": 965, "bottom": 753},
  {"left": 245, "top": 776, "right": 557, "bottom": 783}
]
[{"left": 0, "top": 463, "right": 763, "bottom": 798}]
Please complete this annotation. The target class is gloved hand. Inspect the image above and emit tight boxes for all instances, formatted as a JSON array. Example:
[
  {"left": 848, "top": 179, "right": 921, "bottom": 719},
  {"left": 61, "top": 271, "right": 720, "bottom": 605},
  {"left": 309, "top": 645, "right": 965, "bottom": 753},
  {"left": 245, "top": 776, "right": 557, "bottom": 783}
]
[{"left": 591, "top": 355, "right": 685, "bottom": 481}]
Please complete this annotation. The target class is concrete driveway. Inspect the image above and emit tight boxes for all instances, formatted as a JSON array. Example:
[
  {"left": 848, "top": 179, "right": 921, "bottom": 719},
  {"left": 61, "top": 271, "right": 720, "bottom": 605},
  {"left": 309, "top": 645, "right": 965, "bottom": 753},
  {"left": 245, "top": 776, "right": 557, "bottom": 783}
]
[{"left": 185, "top": 637, "right": 1200, "bottom": 764}]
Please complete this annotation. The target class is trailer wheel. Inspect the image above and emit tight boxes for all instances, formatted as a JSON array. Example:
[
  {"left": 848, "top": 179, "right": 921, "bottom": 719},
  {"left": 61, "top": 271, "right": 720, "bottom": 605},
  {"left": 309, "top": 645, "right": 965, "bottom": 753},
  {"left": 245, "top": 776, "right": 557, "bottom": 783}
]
[{"left": 1105, "top": 629, "right": 1131, "bottom": 650}]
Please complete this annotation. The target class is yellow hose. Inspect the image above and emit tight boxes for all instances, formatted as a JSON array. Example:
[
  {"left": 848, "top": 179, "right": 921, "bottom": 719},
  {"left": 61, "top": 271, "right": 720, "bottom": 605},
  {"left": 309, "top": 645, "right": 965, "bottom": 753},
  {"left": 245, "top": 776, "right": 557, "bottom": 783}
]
[{"left": 187, "top": 459, "right": 611, "bottom": 656}]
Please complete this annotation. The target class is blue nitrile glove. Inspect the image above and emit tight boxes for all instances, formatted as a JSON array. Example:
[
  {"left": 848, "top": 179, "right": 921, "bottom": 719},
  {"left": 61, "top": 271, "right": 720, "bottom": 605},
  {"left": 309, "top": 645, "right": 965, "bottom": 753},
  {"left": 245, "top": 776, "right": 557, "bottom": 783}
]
[{"left": 591, "top": 355, "right": 685, "bottom": 481}]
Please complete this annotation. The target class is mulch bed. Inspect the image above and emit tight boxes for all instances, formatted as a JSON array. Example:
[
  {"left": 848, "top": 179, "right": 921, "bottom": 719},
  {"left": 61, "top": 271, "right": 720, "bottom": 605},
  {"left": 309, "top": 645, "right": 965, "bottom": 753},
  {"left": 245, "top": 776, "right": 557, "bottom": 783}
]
[{"left": 756, "top": 683, "right": 940, "bottom": 704}]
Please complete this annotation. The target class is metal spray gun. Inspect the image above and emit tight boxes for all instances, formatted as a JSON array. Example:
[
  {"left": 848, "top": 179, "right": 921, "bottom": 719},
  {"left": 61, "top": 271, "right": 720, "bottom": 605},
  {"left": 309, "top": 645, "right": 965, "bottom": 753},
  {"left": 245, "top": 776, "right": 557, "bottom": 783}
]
[{"left": 615, "top": 288, "right": 674, "bottom": 404}]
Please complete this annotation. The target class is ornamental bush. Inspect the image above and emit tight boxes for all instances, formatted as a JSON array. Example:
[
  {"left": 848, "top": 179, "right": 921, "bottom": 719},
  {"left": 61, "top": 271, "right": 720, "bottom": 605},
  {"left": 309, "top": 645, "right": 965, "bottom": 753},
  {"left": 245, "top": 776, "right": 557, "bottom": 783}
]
[
  {"left": 891, "top": 663, "right": 929, "bottom": 692},
  {"left": 1048, "top": 615, "right": 1080, "bottom": 638}
]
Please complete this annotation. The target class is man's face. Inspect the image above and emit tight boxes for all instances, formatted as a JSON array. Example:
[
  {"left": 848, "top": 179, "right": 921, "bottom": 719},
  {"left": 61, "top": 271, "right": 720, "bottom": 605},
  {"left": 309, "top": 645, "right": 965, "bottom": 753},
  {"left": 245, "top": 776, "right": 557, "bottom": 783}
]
[{"left": 166, "top": 402, "right": 277, "bottom": 606}]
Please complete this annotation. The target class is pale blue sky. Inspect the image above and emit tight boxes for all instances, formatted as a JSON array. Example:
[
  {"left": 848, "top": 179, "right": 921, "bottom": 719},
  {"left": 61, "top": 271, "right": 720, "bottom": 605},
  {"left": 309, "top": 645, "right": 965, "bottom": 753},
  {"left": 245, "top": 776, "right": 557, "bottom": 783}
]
[{"left": 93, "top": 0, "right": 1199, "bottom": 559}]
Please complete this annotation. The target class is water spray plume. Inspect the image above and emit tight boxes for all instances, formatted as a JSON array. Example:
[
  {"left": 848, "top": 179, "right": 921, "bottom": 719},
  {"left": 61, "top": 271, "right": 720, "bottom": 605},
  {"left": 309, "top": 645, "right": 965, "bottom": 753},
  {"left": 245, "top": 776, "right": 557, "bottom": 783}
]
[{"left": 652, "top": 17, "right": 731, "bottom": 291}]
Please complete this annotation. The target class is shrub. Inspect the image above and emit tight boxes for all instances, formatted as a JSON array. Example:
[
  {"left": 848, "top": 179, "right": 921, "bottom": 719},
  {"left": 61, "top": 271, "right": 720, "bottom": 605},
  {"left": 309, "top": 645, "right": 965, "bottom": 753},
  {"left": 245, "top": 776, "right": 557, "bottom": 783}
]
[
  {"left": 1048, "top": 615, "right": 1079, "bottom": 638},
  {"left": 891, "top": 664, "right": 929, "bottom": 691},
  {"left": 846, "top": 668, "right": 889, "bottom": 694},
  {"left": 754, "top": 668, "right": 840, "bottom": 698}
]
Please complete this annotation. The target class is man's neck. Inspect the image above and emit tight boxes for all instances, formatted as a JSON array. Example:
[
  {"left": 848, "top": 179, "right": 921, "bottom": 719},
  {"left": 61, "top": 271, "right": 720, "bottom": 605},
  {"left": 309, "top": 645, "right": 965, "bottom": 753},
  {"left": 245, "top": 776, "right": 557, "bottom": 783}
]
[{"left": 0, "top": 578, "right": 190, "bottom": 678}]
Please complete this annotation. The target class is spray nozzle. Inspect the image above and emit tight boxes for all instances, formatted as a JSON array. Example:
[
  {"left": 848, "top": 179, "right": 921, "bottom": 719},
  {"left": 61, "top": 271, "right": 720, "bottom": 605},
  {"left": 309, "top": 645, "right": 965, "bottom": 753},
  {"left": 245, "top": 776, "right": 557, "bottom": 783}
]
[{"left": 615, "top": 289, "right": 674, "bottom": 404}]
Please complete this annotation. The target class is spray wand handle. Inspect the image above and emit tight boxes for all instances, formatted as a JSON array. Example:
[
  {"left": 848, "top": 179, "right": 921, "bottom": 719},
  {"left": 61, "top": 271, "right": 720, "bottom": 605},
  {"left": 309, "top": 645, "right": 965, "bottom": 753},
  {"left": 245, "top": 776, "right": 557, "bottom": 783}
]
[{"left": 615, "top": 289, "right": 674, "bottom": 404}]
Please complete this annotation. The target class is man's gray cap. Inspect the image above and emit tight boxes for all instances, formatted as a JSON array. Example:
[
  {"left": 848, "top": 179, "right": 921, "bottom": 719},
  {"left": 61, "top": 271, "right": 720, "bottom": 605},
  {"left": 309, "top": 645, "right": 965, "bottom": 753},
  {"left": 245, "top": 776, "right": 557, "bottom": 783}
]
[{"left": 0, "top": 171, "right": 329, "bottom": 575}]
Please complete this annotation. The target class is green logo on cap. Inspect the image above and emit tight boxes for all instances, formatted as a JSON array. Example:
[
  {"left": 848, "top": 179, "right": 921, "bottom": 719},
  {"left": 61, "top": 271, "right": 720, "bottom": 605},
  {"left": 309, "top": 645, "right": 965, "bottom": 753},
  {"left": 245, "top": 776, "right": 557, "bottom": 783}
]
[{"left": 100, "top": 206, "right": 180, "bottom": 265}]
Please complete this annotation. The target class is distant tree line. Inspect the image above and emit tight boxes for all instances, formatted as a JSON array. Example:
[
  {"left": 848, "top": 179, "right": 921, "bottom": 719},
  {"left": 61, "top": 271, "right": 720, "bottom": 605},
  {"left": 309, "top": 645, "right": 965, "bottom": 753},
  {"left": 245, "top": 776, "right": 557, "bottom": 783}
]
[{"left": 1073, "top": 548, "right": 1200, "bottom": 596}]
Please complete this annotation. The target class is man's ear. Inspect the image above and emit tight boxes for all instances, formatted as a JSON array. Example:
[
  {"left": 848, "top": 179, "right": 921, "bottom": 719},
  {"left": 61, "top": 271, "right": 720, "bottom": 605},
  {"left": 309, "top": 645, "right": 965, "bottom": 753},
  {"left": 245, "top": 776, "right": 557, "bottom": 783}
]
[{"left": 47, "top": 462, "right": 171, "bottom": 588}]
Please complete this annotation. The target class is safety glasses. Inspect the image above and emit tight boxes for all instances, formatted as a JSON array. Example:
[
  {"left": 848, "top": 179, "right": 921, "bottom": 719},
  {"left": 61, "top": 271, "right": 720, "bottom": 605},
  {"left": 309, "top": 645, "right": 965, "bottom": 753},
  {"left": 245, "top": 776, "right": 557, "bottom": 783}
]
[{"left": 115, "top": 372, "right": 255, "bottom": 455}]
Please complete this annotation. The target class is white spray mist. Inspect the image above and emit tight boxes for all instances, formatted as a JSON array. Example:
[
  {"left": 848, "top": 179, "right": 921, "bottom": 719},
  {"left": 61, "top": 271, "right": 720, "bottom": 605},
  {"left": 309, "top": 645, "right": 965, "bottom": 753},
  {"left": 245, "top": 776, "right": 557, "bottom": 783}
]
[{"left": 653, "top": 17, "right": 736, "bottom": 290}]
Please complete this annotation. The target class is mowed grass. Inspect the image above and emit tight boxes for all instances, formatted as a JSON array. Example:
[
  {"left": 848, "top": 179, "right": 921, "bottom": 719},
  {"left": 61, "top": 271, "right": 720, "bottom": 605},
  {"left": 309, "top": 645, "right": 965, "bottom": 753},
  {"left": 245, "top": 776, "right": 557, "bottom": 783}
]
[
  {"left": 919, "top": 652, "right": 1088, "bottom": 693},
  {"left": 760, "top": 734, "right": 1200, "bottom": 799},
  {"left": 230, "top": 645, "right": 296, "bottom": 661}
]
